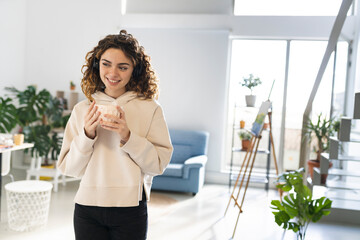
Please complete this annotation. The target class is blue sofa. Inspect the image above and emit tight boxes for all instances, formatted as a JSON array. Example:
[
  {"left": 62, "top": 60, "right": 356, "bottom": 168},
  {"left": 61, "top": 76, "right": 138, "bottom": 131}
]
[{"left": 152, "top": 129, "right": 209, "bottom": 195}]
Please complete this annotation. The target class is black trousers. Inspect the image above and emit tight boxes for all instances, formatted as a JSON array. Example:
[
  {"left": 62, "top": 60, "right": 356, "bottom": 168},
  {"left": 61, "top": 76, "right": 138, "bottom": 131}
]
[{"left": 73, "top": 194, "right": 148, "bottom": 240}]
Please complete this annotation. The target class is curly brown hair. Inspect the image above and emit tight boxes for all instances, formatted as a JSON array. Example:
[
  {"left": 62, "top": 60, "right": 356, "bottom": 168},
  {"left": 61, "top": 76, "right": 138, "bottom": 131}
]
[{"left": 81, "top": 30, "right": 159, "bottom": 100}]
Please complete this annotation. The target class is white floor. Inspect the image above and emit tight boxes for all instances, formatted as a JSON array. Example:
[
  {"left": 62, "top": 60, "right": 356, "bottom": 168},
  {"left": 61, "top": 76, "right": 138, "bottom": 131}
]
[{"left": 1, "top": 172, "right": 360, "bottom": 240}]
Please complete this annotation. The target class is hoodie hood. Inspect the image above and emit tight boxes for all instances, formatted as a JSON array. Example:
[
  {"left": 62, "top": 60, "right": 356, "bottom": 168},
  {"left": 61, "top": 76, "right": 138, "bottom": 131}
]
[{"left": 92, "top": 91, "right": 138, "bottom": 107}]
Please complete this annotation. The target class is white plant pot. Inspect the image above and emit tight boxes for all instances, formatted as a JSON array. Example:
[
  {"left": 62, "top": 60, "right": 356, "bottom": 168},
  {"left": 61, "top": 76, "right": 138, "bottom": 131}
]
[{"left": 245, "top": 95, "right": 256, "bottom": 107}]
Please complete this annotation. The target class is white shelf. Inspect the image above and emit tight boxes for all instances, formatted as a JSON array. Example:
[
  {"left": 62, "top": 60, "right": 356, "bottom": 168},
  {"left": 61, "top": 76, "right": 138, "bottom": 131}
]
[{"left": 232, "top": 147, "right": 270, "bottom": 154}]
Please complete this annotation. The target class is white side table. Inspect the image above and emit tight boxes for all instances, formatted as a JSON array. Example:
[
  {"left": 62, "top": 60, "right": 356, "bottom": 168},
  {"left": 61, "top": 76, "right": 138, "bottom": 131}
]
[{"left": 5, "top": 180, "right": 53, "bottom": 231}]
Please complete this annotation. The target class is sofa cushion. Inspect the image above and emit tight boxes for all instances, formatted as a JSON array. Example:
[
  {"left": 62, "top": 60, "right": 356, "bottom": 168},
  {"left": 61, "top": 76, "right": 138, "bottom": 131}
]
[
  {"left": 171, "top": 144, "right": 193, "bottom": 164},
  {"left": 169, "top": 129, "right": 210, "bottom": 164},
  {"left": 161, "top": 164, "right": 183, "bottom": 177}
]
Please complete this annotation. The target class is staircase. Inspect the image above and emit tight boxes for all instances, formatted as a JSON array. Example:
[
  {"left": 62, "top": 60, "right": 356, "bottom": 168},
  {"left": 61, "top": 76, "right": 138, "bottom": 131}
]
[{"left": 312, "top": 92, "right": 360, "bottom": 224}]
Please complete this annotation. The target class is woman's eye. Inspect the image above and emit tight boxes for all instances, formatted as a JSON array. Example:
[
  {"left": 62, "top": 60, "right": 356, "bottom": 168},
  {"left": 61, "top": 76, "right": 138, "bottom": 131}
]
[
  {"left": 102, "top": 63, "right": 110, "bottom": 67},
  {"left": 119, "top": 67, "right": 128, "bottom": 71}
]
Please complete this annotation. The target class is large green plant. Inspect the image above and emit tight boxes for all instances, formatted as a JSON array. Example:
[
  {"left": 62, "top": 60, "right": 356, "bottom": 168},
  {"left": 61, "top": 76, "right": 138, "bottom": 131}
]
[
  {"left": 0, "top": 97, "right": 18, "bottom": 133},
  {"left": 5, "top": 86, "right": 69, "bottom": 161},
  {"left": 6, "top": 86, "right": 50, "bottom": 127},
  {"left": 304, "top": 113, "right": 334, "bottom": 161},
  {"left": 270, "top": 168, "right": 332, "bottom": 240}
]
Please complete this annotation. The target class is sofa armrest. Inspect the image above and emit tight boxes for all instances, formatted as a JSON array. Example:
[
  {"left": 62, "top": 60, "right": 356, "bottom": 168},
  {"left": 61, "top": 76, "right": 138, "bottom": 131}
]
[{"left": 183, "top": 155, "right": 207, "bottom": 179}]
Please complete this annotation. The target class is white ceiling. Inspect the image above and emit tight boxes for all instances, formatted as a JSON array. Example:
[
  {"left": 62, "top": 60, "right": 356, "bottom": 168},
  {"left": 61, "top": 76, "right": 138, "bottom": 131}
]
[{"left": 125, "top": 0, "right": 233, "bottom": 14}]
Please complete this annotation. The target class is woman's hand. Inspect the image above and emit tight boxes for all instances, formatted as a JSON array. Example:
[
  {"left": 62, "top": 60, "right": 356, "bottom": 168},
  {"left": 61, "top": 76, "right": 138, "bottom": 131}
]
[
  {"left": 84, "top": 101, "right": 101, "bottom": 139},
  {"left": 100, "top": 106, "right": 130, "bottom": 144}
]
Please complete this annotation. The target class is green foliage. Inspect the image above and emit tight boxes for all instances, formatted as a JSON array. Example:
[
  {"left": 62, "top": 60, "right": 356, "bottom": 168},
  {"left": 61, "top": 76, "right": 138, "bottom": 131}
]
[
  {"left": 238, "top": 130, "right": 252, "bottom": 140},
  {"left": 6, "top": 86, "right": 50, "bottom": 127},
  {"left": 240, "top": 74, "right": 262, "bottom": 95},
  {"left": 5, "top": 86, "right": 70, "bottom": 160},
  {"left": 270, "top": 168, "right": 332, "bottom": 240},
  {"left": 304, "top": 113, "right": 334, "bottom": 161},
  {"left": 331, "top": 116, "right": 341, "bottom": 135},
  {"left": 23, "top": 125, "right": 51, "bottom": 158},
  {"left": 0, "top": 97, "right": 18, "bottom": 133}
]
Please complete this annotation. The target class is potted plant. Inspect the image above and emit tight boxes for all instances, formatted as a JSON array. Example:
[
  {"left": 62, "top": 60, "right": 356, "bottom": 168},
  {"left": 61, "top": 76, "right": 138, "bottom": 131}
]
[
  {"left": 271, "top": 168, "right": 332, "bottom": 240},
  {"left": 240, "top": 74, "right": 262, "bottom": 107},
  {"left": 240, "top": 120, "right": 245, "bottom": 129},
  {"left": 332, "top": 117, "right": 341, "bottom": 139},
  {"left": 304, "top": 113, "right": 334, "bottom": 183},
  {"left": 70, "top": 81, "right": 76, "bottom": 90},
  {"left": 5, "top": 86, "right": 70, "bottom": 164},
  {"left": 238, "top": 130, "right": 252, "bottom": 150},
  {"left": 0, "top": 97, "right": 18, "bottom": 133}
]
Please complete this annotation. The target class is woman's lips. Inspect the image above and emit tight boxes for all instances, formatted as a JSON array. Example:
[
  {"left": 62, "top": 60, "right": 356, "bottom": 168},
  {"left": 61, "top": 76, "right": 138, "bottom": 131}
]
[{"left": 107, "top": 77, "right": 121, "bottom": 84}]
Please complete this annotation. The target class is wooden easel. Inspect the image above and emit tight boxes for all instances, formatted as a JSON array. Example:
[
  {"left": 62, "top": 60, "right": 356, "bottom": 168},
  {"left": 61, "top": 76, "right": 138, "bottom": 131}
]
[{"left": 224, "top": 111, "right": 280, "bottom": 239}]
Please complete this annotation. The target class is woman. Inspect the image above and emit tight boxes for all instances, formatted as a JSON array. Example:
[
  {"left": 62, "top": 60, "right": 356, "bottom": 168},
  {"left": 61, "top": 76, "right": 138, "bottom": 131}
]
[{"left": 57, "top": 30, "right": 173, "bottom": 240}]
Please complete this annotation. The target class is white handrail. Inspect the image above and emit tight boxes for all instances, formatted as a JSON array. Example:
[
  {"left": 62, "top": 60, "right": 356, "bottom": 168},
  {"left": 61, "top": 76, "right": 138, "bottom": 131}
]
[{"left": 299, "top": 0, "right": 354, "bottom": 169}]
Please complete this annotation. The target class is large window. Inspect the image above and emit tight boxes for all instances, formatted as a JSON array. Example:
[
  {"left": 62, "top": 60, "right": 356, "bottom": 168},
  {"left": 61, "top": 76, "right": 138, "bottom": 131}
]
[
  {"left": 225, "top": 40, "right": 286, "bottom": 172},
  {"left": 226, "top": 39, "right": 349, "bottom": 172},
  {"left": 234, "top": 0, "right": 351, "bottom": 16}
]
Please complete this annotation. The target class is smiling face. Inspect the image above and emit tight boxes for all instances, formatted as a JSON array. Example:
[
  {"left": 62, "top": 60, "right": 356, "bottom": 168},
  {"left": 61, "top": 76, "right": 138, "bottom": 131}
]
[{"left": 99, "top": 48, "right": 134, "bottom": 98}]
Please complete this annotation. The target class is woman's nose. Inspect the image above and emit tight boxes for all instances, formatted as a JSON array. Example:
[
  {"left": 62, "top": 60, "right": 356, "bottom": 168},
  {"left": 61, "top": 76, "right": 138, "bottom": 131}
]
[{"left": 108, "top": 66, "right": 119, "bottom": 76}]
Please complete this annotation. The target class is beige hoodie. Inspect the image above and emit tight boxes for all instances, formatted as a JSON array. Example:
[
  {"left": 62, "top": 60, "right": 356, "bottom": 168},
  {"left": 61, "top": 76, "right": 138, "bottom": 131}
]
[{"left": 57, "top": 91, "right": 173, "bottom": 207}]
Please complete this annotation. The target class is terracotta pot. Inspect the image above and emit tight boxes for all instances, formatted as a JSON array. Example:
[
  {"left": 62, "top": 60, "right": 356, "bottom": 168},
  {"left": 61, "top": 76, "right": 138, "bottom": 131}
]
[
  {"left": 240, "top": 120, "right": 245, "bottom": 129},
  {"left": 307, "top": 159, "right": 333, "bottom": 184},
  {"left": 242, "top": 140, "right": 251, "bottom": 150}
]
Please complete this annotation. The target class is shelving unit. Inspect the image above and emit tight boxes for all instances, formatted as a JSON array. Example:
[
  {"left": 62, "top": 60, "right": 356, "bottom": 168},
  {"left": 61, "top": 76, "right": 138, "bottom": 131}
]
[{"left": 228, "top": 105, "right": 276, "bottom": 191}]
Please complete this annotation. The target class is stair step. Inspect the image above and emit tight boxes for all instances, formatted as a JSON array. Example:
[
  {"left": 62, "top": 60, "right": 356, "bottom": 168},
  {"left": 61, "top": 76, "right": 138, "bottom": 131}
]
[
  {"left": 326, "top": 180, "right": 360, "bottom": 190},
  {"left": 354, "top": 92, "right": 360, "bottom": 119},
  {"left": 313, "top": 185, "right": 360, "bottom": 203},
  {"left": 327, "top": 168, "right": 360, "bottom": 177},
  {"left": 339, "top": 117, "right": 351, "bottom": 141},
  {"left": 312, "top": 185, "right": 360, "bottom": 224},
  {"left": 329, "top": 134, "right": 360, "bottom": 144},
  {"left": 321, "top": 153, "right": 360, "bottom": 162},
  {"left": 329, "top": 138, "right": 339, "bottom": 159},
  {"left": 325, "top": 188, "right": 360, "bottom": 202},
  {"left": 314, "top": 167, "right": 360, "bottom": 178}
]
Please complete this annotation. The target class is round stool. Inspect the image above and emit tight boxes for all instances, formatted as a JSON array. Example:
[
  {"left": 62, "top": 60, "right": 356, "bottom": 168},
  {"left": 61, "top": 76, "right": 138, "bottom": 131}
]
[{"left": 5, "top": 180, "right": 53, "bottom": 232}]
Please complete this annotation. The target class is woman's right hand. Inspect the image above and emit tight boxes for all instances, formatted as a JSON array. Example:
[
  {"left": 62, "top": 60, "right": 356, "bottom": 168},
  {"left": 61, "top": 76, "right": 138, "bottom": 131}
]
[{"left": 84, "top": 101, "right": 101, "bottom": 139}]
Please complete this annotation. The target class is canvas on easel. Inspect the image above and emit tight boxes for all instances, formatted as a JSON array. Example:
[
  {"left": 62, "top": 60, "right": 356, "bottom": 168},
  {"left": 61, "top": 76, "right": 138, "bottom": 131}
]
[
  {"left": 224, "top": 99, "right": 279, "bottom": 239},
  {"left": 251, "top": 100, "right": 271, "bottom": 137}
]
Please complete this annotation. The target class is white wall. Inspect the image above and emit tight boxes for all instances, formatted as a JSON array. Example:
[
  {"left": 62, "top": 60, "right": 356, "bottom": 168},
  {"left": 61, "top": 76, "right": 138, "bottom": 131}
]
[
  {"left": 126, "top": 29, "right": 229, "bottom": 174},
  {"left": 0, "top": 0, "right": 27, "bottom": 97},
  {"left": 23, "top": 0, "right": 123, "bottom": 99}
]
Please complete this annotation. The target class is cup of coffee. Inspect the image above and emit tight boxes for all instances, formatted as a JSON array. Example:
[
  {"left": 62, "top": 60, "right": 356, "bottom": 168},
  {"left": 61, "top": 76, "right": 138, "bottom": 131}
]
[
  {"left": 14, "top": 134, "right": 24, "bottom": 145},
  {"left": 96, "top": 104, "right": 120, "bottom": 122}
]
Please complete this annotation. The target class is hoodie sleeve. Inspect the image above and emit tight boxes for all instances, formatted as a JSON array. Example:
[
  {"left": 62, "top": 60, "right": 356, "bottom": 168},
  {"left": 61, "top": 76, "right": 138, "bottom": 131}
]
[
  {"left": 57, "top": 106, "right": 98, "bottom": 178},
  {"left": 121, "top": 105, "right": 173, "bottom": 176}
]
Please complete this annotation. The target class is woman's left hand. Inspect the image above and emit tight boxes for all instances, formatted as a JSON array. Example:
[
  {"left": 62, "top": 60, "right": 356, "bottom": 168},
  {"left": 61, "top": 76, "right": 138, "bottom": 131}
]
[{"left": 100, "top": 106, "right": 130, "bottom": 143}]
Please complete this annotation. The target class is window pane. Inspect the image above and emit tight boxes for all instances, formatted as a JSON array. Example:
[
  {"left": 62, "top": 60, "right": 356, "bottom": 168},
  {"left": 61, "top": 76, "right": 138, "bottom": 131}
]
[
  {"left": 332, "top": 42, "right": 349, "bottom": 118},
  {"left": 284, "top": 40, "right": 334, "bottom": 170},
  {"left": 226, "top": 40, "right": 286, "bottom": 173},
  {"left": 234, "top": 0, "right": 348, "bottom": 16}
]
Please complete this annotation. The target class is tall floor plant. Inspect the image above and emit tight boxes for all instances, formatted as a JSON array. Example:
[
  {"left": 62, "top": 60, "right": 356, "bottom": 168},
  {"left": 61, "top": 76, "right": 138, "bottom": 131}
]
[
  {"left": 270, "top": 168, "right": 332, "bottom": 240},
  {"left": 5, "top": 86, "right": 69, "bottom": 162}
]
